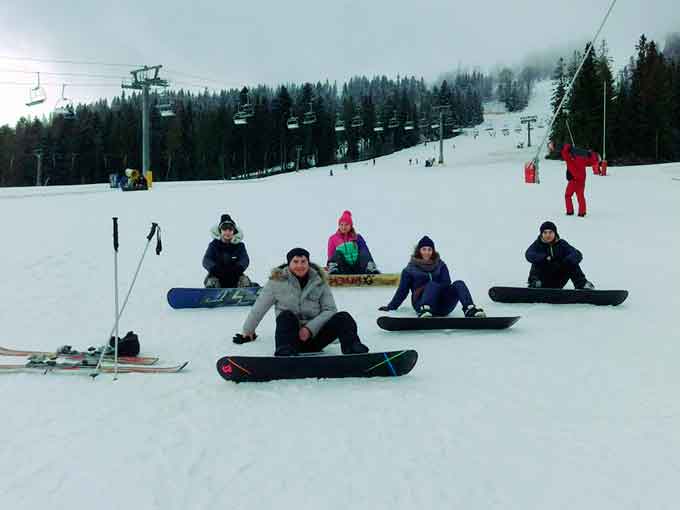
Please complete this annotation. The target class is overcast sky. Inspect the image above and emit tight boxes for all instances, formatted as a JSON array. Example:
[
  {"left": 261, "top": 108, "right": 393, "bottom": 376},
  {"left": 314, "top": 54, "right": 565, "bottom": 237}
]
[{"left": 1, "top": 0, "right": 677, "bottom": 126}]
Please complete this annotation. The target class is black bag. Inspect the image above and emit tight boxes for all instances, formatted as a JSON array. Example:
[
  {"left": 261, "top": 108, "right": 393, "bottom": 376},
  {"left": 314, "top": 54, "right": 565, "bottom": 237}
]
[{"left": 108, "top": 331, "right": 141, "bottom": 356}]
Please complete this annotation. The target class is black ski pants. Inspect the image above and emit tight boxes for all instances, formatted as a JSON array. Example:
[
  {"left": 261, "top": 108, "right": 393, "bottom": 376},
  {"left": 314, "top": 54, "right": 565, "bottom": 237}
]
[
  {"left": 528, "top": 261, "right": 587, "bottom": 289},
  {"left": 275, "top": 311, "right": 361, "bottom": 356}
]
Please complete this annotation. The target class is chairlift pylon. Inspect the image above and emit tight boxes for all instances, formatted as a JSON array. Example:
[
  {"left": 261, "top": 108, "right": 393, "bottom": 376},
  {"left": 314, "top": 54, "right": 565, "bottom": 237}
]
[{"left": 26, "top": 73, "right": 47, "bottom": 107}]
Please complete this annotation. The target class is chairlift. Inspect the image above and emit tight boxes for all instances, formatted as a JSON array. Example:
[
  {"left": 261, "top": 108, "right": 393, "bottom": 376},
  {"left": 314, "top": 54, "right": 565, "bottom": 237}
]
[
  {"left": 404, "top": 120, "right": 414, "bottom": 131},
  {"left": 302, "top": 102, "right": 316, "bottom": 125},
  {"left": 287, "top": 115, "right": 299, "bottom": 130},
  {"left": 374, "top": 120, "right": 384, "bottom": 133},
  {"left": 53, "top": 84, "right": 75, "bottom": 119},
  {"left": 26, "top": 73, "right": 47, "bottom": 107},
  {"left": 418, "top": 116, "right": 428, "bottom": 129},
  {"left": 387, "top": 114, "right": 399, "bottom": 129},
  {"left": 156, "top": 90, "right": 175, "bottom": 118},
  {"left": 335, "top": 116, "right": 345, "bottom": 132},
  {"left": 240, "top": 103, "right": 255, "bottom": 118},
  {"left": 351, "top": 114, "right": 363, "bottom": 129},
  {"left": 431, "top": 123, "right": 440, "bottom": 130},
  {"left": 233, "top": 112, "right": 248, "bottom": 125}
]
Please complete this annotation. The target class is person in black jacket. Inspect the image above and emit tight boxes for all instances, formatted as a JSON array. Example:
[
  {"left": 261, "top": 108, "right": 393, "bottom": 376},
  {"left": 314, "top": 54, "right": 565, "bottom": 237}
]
[
  {"left": 526, "top": 221, "right": 594, "bottom": 289},
  {"left": 202, "top": 214, "right": 250, "bottom": 288}
]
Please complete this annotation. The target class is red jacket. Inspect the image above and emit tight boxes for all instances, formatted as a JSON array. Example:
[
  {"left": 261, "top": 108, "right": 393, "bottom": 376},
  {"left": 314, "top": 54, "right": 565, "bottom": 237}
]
[{"left": 560, "top": 144, "right": 598, "bottom": 182}]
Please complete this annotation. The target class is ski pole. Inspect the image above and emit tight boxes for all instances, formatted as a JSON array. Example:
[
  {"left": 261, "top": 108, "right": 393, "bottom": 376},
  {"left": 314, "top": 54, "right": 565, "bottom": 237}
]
[
  {"left": 113, "top": 217, "right": 120, "bottom": 380},
  {"left": 92, "top": 222, "right": 162, "bottom": 378}
]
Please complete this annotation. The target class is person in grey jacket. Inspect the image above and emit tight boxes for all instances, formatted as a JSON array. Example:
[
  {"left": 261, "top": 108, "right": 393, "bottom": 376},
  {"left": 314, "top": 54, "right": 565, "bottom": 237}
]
[{"left": 239, "top": 247, "right": 370, "bottom": 356}]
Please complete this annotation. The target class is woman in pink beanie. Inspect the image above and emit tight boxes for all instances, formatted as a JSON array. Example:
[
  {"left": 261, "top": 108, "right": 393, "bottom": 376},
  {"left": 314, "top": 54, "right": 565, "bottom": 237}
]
[{"left": 326, "top": 210, "right": 380, "bottom": 275}]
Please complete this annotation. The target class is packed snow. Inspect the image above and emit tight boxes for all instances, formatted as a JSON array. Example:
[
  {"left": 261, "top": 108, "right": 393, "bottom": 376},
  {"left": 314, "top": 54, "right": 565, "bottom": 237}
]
[{"left": 1, "top": 81, "right": 679, "bottom": 509}]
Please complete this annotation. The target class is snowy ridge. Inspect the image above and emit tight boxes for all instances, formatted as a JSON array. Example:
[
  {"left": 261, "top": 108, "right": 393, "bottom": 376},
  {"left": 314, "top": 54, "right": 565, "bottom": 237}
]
[{"left": 1, "top": 81, "right": 679, "bottom": 510}]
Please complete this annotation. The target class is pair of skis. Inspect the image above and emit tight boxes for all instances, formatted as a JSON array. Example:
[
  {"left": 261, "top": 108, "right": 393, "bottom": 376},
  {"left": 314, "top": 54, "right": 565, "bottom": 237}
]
[{"left": 0, "top": 345, "right": 188, "bottom": 374}]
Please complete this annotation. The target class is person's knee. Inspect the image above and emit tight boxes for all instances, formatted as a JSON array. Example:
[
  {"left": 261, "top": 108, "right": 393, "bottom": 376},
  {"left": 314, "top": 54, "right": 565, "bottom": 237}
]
[{"left": 334, "top": 310, "right": 355, "bottom": 324}]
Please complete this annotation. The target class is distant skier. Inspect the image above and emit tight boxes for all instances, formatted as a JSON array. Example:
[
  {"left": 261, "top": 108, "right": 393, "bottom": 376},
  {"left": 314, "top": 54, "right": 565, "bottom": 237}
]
[
  {"left": 549, "top": 141, "right": 599, "bottom": 217},
  {"left": 379, "top": 236, "right": 486, "bottom": 318},
  {"left": 326, "top": 210, "right": 380, "bottom": 275},
  {"left": 238, "top": 248, "right": 370, "bottom": 356},
  {"left": 525, "top": 221, "right": 594, "bottom": 289},
  {"left": 202, "top": 214, "right": 252, "bottom": 288}
]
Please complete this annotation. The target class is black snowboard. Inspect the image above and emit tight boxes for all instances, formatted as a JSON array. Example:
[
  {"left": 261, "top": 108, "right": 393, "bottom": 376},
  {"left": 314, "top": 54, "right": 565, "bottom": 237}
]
[
  {"left": 216, "top": 350, "right": 418, "bottom": 382},
  {"left": 377, "top": 316, "right": 520, "bottom": 331},
  {"left": 488, "top": 286, "right": 628, "bottom": 306}
]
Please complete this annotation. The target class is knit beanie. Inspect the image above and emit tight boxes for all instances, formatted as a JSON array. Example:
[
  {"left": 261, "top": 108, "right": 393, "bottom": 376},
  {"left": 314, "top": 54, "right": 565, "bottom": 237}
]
[
  {"left": 416, "top": 235, "right": 435, "bottom": 250},
  {"left": 338, "top": 210, "right": 353, "bottom": 227},
  {"left": 539, "top": 221, "right": 558, "bottom": 236},
  {"left": 286, "top": 247, "right": 310, "bottom": 264},
  {"left": 219, "top": 214, "right": 236, "bottom": 231}
]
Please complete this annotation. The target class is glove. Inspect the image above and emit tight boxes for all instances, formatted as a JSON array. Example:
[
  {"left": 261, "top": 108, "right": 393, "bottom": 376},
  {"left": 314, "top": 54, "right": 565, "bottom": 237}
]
[
  {"left": 378, "top": 305, "right": 391, "bottom": 312},
  {"left": 233, "top": 333, "right": 257, "bottom": 344}
]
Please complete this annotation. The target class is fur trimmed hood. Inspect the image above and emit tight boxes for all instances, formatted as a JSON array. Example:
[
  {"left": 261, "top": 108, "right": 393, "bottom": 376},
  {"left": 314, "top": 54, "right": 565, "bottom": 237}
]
[{"left": 210, "top": 224, "right": 244, "bottom": 244}]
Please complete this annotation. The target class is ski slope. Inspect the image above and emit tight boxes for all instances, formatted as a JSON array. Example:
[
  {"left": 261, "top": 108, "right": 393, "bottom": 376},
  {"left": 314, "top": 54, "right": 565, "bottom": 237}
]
[{"left": 1, "top": 81, "right": 679, "bottom": 510}]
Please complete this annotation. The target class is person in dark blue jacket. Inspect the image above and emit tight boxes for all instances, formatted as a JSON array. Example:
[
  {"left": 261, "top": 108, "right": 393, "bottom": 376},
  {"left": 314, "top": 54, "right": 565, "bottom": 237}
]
[
  {"left": 526, "top": 221, "right": 594, "bottom": 289},
  {"left": 378, "top": 236, "right": 486, "bottom": 318},
  {"left": 202, "top": 214, "right": 251, "bottom": 288}
]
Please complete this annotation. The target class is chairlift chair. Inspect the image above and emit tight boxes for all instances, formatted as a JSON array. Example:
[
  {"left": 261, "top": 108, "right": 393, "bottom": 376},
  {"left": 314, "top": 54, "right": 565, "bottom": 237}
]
[
  {"left": 240, "top": 103, "right": 255, "bottom": 117},
  {"left": 374, "top": 121, "right": 384, "bottom": 133},
  {"left": 431, "top": 123, "right": 440, "bottom": 129},
  {"left": 233, "top": 112, "right": 248, "bottom": 125},
  {"left": 404, "top": 120, "right": 414, "bottom": 131},
  {"left": 335, "top": 117, "right": 345, "bottom": 132},
  {"left": 26, "top": 73, "right": 47, "bottom": 107},
  {"left": 303, "top": 112, "right": 317, "bottom": 125},
  {"left": 53, "top": 84, "right": 75, "bottom": 119},
  {"left": 302, "top": 101, "right": 316, "bottom": 125},
  {"left": 351, "top": 114, "right": 363, "bottom": 129},
  {"left": 388, "top": 115, "right": 399, "bottom": 129},
  {"left": 287, "top": 116, "right": 299, "bottom": 130}
]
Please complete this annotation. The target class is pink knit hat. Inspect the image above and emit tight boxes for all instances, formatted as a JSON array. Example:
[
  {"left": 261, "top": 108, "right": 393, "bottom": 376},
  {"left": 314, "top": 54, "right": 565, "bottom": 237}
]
[{"left": 338, "top": 210, "right": 353, "bottom": 227}]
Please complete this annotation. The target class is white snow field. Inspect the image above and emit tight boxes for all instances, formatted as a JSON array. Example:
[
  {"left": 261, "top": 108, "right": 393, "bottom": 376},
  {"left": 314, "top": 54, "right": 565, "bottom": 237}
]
[{"left": 1, "top": 82, "right": 679, "bottom": 510}]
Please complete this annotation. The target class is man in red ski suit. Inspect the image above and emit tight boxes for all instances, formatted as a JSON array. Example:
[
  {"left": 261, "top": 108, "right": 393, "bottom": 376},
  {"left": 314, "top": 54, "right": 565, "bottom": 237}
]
[{"left": 549, "top": 142, "right": 599, "bottom": 217}]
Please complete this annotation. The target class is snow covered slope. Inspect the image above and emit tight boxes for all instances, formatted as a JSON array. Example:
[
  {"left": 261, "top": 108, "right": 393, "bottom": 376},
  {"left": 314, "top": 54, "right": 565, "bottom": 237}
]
[{"left": 1, "top": 81, "right": 679, "bottom": 510}]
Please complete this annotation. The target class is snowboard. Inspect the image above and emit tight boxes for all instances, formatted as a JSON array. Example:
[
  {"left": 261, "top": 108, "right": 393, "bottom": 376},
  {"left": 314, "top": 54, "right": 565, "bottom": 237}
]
[
  {"left": 488, "top": 286, "right": 628, "bottom": 306},
  {"left": 216, "top": 349, "right": 418, "bottom": 382},
  {"left": 167, "top": 286, "right": 261, "bottom": 309},
  {"left": 328, "top": 273, "right": 400, "bottom": 287},
  {"left": 377, "top": 316, "right": 520, "bottom": 331}
]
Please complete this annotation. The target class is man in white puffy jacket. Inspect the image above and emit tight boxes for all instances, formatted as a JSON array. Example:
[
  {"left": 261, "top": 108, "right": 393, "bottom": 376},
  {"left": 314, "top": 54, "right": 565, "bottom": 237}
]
[{"left": 241, "top": 248, "right": 369, "bottom": 356}]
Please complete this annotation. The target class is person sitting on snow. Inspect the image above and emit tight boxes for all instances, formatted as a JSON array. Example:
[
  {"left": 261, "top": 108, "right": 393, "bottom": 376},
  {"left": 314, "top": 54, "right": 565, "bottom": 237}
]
[
  {"left": 379, "top": 236, "right": 486, "bottom": 318},
  {"left": 326, "top": 210, "right": 380, "bottom": 275},
  {"left": 202, "top": 214, "right": 252, "bottom": 288},
  {"left": 525, "top": 221, "right": 594, "bottom": 290},
  {"left": 238, "top": 248, "right": 370, "bottom": 356}
]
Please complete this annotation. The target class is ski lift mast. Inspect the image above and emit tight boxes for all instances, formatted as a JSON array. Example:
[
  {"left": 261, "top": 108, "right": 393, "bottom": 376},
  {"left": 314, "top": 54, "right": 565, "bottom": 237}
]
[{"left": 121, "top": 65, "right": 168, "bottom": 178}]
